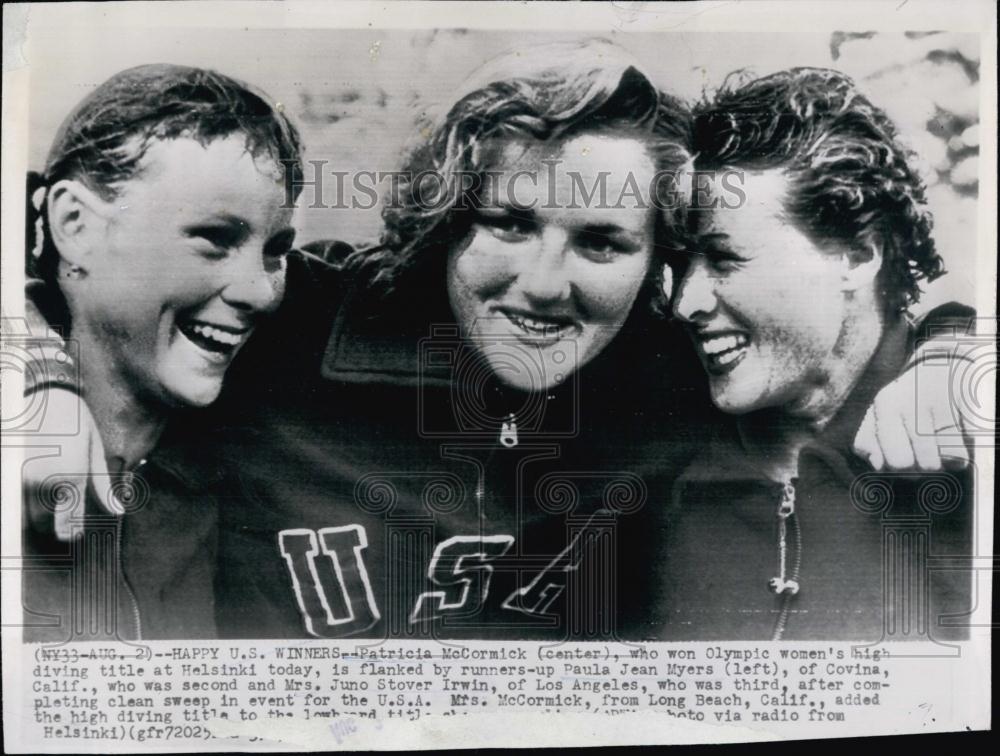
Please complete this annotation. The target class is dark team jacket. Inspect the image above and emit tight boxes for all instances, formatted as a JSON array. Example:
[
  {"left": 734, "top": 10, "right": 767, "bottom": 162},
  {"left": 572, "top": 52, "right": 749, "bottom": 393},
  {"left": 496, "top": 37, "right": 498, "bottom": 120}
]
[
  {"left": 644, "top": 305, "right": 977, "bottom": 642},
  {"left": 21, "top": 447, "right": 219, "bottom": 642},
  {"left": 206, "top": 248, "right": 710, "bottom": 640},
  {"left": 21, "top": 253, "right": 703, "bottom": 642}
]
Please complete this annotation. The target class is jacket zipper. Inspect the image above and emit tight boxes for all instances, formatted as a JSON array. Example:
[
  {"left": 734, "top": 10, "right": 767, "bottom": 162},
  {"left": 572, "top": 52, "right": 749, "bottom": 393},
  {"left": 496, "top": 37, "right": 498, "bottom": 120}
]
[
  {"left": 115, "top": 515, "right": 142, "bottom": 640},
  {"left": 770, "top": 479, "right": 802, "bottom": 641},
  {"left": 477, "top": 414, "right": 518, "bottom": 509},
  {"left": 116, "top": 460, "right": 146, "bottom": 641},
  {"left": 499, "top": 413, "right": 519, "bottom": 448}
]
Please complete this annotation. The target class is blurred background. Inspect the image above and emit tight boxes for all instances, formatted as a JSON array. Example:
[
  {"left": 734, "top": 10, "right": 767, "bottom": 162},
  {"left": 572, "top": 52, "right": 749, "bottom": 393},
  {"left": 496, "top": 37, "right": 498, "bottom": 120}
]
[{"left": 26, "top": 28, "right": 980, "bottom": 313}]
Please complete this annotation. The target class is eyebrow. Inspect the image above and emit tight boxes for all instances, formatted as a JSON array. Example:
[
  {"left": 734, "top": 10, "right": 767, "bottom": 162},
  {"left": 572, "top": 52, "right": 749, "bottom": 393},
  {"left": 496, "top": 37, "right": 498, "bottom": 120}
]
[
  {"left": 189, "top": 213, "right": 253, "bottom": 242},
  {"left": 209, "top": 213, "right": 252, "bottom": 230},
  {"left": 678, "top": 232, "right": 728, "bottom": 258},
  {"left": 698, "top": 232, "right": 731, "bottom": 243},
  {"left": 580, "top": 223, "right": 634, "bottom": 237},
  {"left": 476, "top": 200, "right": 535, "bottom": 215}
]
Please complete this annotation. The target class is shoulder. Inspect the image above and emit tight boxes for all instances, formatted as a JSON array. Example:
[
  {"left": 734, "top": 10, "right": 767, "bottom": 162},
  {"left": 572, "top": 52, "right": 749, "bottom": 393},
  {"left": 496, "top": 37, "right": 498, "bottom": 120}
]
[
  {"left": 913, "top": 302, "right": 976, "bottom": 340},
  {"left": 299, "top": 239, "right": 357, "bottom": 268}
]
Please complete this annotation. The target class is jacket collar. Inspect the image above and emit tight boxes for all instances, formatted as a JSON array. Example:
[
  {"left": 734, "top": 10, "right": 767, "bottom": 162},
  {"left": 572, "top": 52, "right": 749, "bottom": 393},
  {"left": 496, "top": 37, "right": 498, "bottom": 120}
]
[
  {"left": 319, "top": 278, "right": 457, "bottom": 388},
  {"left": 145, "top": 411, "right": 230, "bottom": 491}
]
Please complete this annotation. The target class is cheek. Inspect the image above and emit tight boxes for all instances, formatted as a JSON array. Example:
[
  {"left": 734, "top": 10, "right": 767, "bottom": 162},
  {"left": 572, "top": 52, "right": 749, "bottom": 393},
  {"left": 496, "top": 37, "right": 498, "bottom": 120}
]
[
  {"left": 269, "top": 267, "right": 288, "bottom": 307},
  {"left": 449, "top": 233, "right": 517, "bottom": 299},
  {"left": 718, "top": 265, "right": 813, "bottom": 326},
  {"left": 574, "top": 255, "right": 650, "bottom": 323},
  {"left": 756, "top": 306, "right": 838, "bottom": 368},
  {"left": 783, "top": 271, "right": 844, "bottom": 350}
]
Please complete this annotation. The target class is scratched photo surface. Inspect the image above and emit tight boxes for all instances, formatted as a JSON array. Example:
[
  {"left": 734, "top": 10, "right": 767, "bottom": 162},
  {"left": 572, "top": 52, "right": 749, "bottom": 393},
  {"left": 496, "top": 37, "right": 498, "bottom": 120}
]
[{"left": 13, "top": 25, "right": 983, "bottom": 647}]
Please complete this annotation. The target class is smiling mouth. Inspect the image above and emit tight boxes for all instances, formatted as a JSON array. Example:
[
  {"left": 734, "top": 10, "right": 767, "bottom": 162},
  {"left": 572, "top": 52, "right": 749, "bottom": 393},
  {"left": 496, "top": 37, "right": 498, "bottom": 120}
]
[
  {"left": 696, "top": 331, "right": 750, "bottom": 375},
  {"left": 176, "top": 319, "right": 250, "bottom": 359},
  {"left": 499, "top": 308, "right": 577, "bottom": 345}
]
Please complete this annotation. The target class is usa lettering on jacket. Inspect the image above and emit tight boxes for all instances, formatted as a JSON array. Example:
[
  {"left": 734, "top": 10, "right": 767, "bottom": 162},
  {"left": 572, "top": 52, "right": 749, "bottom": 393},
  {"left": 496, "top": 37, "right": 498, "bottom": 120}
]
[{"left": 278, "top": 522, "right": 598, "bottom": 638}]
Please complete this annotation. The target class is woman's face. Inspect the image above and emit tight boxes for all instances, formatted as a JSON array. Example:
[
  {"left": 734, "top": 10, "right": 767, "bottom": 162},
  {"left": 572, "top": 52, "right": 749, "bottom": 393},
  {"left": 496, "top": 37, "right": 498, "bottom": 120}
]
[
  {"left": 672, "top": 169, "right": 859, "bottom": 419},
  {"left": 74, "top": 134, "right": 295, "bottom": 408},
  {"left": 447, "top": 134, "right": 657, "bottom": 392}
]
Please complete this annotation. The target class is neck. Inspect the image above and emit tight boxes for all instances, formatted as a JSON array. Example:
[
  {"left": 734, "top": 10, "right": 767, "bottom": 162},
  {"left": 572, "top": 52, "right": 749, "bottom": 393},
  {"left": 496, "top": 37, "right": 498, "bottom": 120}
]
[
  {"left": 73, "top": 326, "right": 167, "bottom": 471},
  {"left": 750, "top": 302, "right": 887, "bottom": 480},
  {"left": 791, "top": 303, "right": 886, "bottom": 432},
  {"left": 737, "top": 410, "right": 816, "bottom": 482}
]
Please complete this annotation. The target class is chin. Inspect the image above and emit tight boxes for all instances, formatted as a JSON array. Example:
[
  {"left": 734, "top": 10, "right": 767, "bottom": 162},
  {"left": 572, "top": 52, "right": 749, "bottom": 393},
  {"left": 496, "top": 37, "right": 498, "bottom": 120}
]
[
  {"left": 709, "top": 382, "right": 763, "bottom": 416},
  {"left": 160, "top": 379, "right": 225, "bottom": 409},
  {"left": 494, "top": 371, "right": 550, "bottom": 394},
  {"left": 480, "top": 348, "right": 566, "bottom": 394}
]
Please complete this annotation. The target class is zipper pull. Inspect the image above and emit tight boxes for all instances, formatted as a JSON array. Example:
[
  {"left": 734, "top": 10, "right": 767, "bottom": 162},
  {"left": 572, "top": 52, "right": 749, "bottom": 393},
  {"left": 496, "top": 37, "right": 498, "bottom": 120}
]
[
  {"left": 499, "top": 413, "right": 519, "bottom": 448},
  {"left": 777, "top": 480, "right": 795, "bottom": 519},
  {"left": 769, "top": 480, "right": 799, "bottom": 595}
]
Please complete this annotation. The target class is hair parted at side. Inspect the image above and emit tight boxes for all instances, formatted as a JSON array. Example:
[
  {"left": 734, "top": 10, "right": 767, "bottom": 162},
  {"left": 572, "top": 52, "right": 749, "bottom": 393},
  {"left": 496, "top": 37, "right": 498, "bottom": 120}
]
[
  {"left": 29, "top": 63, "right": 304, "bottom": 284},
  {"left": 351, "top": 39, "right": 693, "bottom": 309},
  {"left": 693, "top": 67, "right": 945, "bottom": 314}
]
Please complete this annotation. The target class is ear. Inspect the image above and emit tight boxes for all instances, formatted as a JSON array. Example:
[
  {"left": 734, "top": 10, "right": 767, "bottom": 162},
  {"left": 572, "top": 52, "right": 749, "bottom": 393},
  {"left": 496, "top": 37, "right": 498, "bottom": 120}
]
[
  {"left": 46, "top": 179, "right": 109, "bottom": 273},
  {"left": 841, "top": 239, "right": 883, "bottom": 293}
]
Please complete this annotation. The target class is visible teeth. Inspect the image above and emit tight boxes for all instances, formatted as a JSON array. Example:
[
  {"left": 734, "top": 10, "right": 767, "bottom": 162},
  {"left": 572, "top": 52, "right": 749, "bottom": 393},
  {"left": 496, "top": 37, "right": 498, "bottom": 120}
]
[
  {"left": 701, "top": 333, "right": 748, "bottom": 356},
  {"left": 189, "top": 323, "right": 242, "bottom": 346},
  {"left": 509, "top": 313, "right": 569, "bottom": 335},
  {"left": 716, "top": 349, "right": 743, "bottom": 366}
]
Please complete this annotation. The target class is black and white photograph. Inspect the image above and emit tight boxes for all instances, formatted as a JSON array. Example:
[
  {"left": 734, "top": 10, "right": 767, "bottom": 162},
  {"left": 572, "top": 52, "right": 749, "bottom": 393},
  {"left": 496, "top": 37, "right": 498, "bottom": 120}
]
[{"left": 1, "top": 0, "right": 994, "bottom": 750}]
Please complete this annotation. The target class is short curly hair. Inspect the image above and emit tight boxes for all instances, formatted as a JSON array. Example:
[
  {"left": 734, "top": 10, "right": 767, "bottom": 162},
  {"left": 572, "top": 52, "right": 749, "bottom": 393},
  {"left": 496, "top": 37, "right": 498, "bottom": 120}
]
[
  {"left": 349, "top": 39, "right": 692, "bottom": 314},
  {"left": 692, "top": 67, "right": 945, "bottom": 314},
  {"left": 29, "top": 63, "right": 304, "bottom": 285}
]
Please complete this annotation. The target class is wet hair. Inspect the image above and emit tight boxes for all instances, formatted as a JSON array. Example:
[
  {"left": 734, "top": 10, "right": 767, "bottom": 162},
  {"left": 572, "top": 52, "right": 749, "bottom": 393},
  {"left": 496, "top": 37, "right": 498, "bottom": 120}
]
[
  {"left": 27, "top": 63, "right": 304, "bottom": 286},
  {"left": 692, "top": 67, "right": 944, "bottom": 314},
  {"left": 348, "top": 39, "right": 693, "bottom": 314}
]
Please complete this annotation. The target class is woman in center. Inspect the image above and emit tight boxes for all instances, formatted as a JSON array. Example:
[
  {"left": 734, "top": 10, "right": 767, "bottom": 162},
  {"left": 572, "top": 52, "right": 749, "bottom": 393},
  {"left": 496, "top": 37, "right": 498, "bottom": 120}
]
[{"left": 211, "top": 39, "right": 702, "bottom": 640}]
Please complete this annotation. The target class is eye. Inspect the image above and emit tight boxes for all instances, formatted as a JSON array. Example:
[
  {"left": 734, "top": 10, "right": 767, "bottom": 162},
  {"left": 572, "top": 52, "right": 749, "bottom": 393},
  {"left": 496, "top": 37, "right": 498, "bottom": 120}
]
[
  {"left": 701, "top": 246, "right": 747, "bottom": 273},
  {"left": 695, "top": 233, "right": 748, "bottom": 274},
  {"left": 707, "top": 255, "right": 743, "bottom": 273},
  {"left": 475, "top": 208, "right": 537, "bottom": 242},
  {"left": 574, "top": 228, "right": 639, "bottom": 263},
  {"left": 186, "top": 225, "right": 239, "bottom": 259}
]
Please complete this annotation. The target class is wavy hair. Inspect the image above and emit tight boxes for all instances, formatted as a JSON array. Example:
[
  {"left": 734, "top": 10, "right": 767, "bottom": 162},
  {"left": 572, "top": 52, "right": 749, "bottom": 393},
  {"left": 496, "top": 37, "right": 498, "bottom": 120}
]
[
  {"left": 28, "top": 63, "right": 304, "bottom": 286},
  {"left": 348, "top": 39, "right": 693, "bottom": 313},
  {"left": 692, "top": 67, "right": 944, "bottom": 314}
]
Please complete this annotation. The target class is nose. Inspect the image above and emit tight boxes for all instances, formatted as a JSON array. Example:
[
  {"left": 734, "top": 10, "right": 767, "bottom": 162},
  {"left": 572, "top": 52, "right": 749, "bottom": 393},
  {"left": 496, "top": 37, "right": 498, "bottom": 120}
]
[
  {"left": 672, "top": 256, "right": 718, "bottom": 323},
  {"left": 518, "top": 227, "right": 572, "bottom": 305},
  {"left": 219, "top": 247, "right": 285, "bottom": 315}
]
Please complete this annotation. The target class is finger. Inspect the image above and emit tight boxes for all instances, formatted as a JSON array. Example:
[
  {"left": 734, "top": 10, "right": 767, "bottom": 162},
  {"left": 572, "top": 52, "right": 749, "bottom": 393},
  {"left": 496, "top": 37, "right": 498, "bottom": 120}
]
[
  {"left": 930, "top": 402, "right": 971, "bottom": 471},
  {"left": 867, "top": 444, "right": 885, "bottom": 472},
  {"left": 853, "top": 407, "right": 884, "bottom": 470},
  {"left": 940, "top": 444, "right": 971, "bottom": 470},
  {"left": 901, "top": 407, "right": 942, "bottom": 471},
  {"left": 53, "top": 487, "right": 84, "bottom": 541},
  {"left": 873, "top": 396, "right": 916, "bottom": 470}
]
